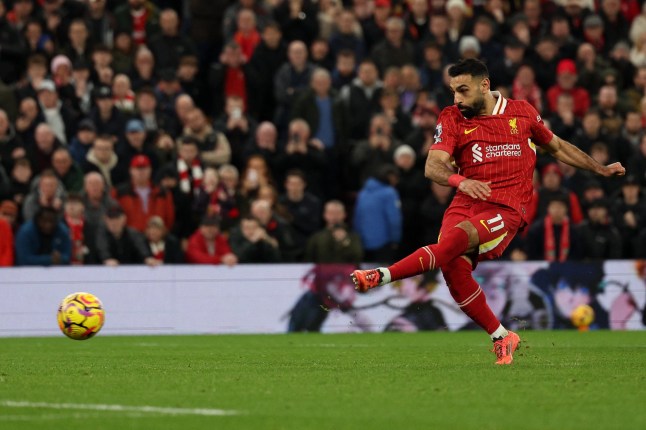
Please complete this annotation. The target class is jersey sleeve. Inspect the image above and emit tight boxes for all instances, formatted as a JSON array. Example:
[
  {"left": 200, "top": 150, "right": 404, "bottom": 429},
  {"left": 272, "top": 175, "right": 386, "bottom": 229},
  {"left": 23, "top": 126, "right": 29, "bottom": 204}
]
[
  {"left": 525, "top": 102, "right": 553, "bottom": 146},
  {"left": 430, "top": 108, "right": 459, "bottom": 156}
]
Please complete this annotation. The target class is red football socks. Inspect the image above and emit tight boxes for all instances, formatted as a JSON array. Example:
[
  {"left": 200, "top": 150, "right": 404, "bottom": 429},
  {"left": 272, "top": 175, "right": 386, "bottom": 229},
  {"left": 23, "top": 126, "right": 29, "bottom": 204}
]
[
  {"left": 442, "top": 257, "right": 500, "bottom": 334},
  {"left": 387, "top": 227, "right": 470, "bottom": 281}
]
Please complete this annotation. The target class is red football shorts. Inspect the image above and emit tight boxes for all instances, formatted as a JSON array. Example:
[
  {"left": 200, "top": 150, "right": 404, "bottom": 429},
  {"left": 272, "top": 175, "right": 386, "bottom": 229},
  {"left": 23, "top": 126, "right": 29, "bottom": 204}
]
[{"left": 439, "top": 201, "right": 523, "bottom": 263}]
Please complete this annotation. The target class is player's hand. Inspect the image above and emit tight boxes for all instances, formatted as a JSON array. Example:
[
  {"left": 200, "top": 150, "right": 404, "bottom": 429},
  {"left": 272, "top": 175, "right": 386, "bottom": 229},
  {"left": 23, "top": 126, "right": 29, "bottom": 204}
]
[
  {"left": 601, "top": 162, "right": 626, "bottom": 177},
  {"left": 458, "top": 179, "right": 491, "bottom": 201}
]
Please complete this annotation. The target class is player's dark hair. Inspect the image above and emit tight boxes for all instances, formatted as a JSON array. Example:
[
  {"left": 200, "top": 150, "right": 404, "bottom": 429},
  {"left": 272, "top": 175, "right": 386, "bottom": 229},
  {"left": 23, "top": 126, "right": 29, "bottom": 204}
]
[{"left": 448, "top": 59, "right": 489, "bottom": 79}]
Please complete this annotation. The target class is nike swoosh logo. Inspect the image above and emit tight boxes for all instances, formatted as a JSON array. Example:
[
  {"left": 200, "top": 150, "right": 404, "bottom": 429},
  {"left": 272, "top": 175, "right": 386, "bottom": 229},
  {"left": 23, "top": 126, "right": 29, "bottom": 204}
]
[
  {"left": 464, "top": 126, "right": 479, "bottom": 135},
  {"left": 480, "top": 219, "right": 490, "bottom": 233}
]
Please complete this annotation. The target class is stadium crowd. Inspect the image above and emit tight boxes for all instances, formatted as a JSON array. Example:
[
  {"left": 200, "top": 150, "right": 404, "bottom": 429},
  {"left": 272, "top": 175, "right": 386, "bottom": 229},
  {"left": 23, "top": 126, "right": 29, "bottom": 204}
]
[{"left": 0, "top": 0, "right": 645, "bottom": 267}]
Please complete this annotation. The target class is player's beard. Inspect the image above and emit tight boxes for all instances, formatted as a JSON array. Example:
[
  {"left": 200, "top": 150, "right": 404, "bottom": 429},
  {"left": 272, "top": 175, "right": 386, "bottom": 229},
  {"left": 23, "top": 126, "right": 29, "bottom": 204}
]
[{"left": 458, "top": 95, "right": 485, "bottom": 119}]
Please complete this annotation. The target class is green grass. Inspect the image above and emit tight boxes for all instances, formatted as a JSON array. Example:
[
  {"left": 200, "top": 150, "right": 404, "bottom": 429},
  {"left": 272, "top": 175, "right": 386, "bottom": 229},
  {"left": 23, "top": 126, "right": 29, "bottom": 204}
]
[{"left": 1, "top": 331, "right": 645, "bottom": 430}]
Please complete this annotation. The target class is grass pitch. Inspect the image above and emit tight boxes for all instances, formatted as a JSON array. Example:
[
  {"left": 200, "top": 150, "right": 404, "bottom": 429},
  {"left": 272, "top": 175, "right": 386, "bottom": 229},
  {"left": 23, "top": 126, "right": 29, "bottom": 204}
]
[{"left": 1, "top": 331, "right": 644, "bottom": 430}]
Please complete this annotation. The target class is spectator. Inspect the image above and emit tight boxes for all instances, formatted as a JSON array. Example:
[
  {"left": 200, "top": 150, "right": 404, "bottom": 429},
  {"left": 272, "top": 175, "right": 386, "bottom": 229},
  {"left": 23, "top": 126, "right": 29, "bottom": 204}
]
[
  {"left": 272, "top": 0, "right": 319, "bottom": 46},
  {"left": 144, "top": 215, "right": 183, "bottom": 264},
  {"left": 216, "top": 164, "right": 245, "bottom": 231},
  {"left": 305, "top": 199, "right": 363, "bottom": 264},
  {"left": 353, "top": 164, "right": 402, "bottom": 262},
  {"left": 371, "top": 17, "right": 414, "bottom": 74},
  {"left": 378, "top": 88, "right": 413, "bottom": 141},
  {"left": 171, "top": 136, "right": 203, "bottom": 237},
  {"left": 246, "top": 21, "right": 286, "bottom": 121},
  {"left": 148, "top": 8, "right": 196, "bottom": 70},
  {"left": 243, "top": 121, "right": 279, "bottom": 165},
  {"left": 90, "top": 85, "right": 127, "bottom": 139},
  {"left": 81, "top": 171, "right": 116, "bottom": 229},
  {"left": 576, "top": 199, "right": 623, "bottom": 260},
  {"left": 15, "top": 206, "right": 71, "bottom": 266},
  {"left": 331, "top": 50, "right": 357, "bottom": 91},
  {"left": 361, "top": 0, "right": 390, "bottom": 51},
  {"left": 531, "top": 36, "right": 560, "bottom": 91},
  {"left": 113, "top": 154, "right": 175, "bottom": 232},
  {"left": 29, "top": 123, "right": 62, "bottom": 175},
  {"left": 118, "top": 119, "right": 159, "bottom": 173},
  {"left": 87, "top": 0, "right": 114, "bottom": 47},
  {"left": 213, "top": 95, "right": 256, "bottom": 169},
  {"left": 209, "top": 41, "right": 249, "bottom": 117},
  {"left": 0, "top": 207, "right": 13, "bottom": 266},
  {"left": 575, "top": 43, "right": 606, "bottom": 97},
  {"left": 628, "top": 134, "right": 646, "bottom": 187},
  {"left": 155, "top": 69, "right": 184, "bottom": 121},
  {"left": 249, "top": 198, "right": 297, "bottom": 261},
  {"left": 329, "top": 9, "right": 365, "bottom": 61},
  {"left": 0, "top": 0, "right": 27, "bottom": 84},
  {"left": 68, "top": 119, "right": 97, "bottom": 167},
  {"left": 15, "top": 97, "right": 39, "bottom": 147},
  {"left": 611, "top": 175, "right": 646, "bottom": 258},
  {"left": 114, "top": 0, "right": 160, "bottom": 46},
  {"left": 95, "top": 204, "right": 156, "bottom": 266},
  {"left": 35, "top": 79, "right": 76, "bottom": 144},
  {"left": 22, "top": 169, "right": 66, "bottom": 220},
  {"left": 529, "top": 163, "right": 584, "bottom": 226},
  {"left": 185, "top": 214, "right": 238, "bottom": 266},
  {"left": 471, "top": 16, "right": 503, "bottom": 66},
  {"left": 84, "top": 134, "right": 128, "bottom": 188},
  {"left": 129, "top": 46, "right": 157, "bottom": 91},
  {"left": 548, "top": 93, "right": 580, "bottom": 142},
  {"left": 62, "top": 19, "right": 92, "bottom": 65},
  {"left": 274, "top": 119, "right": 326, "bottom": 197},
  {"left": 525, "top": 197, "right": 582, "bottom": 262},
  {"left": 278, "top": 169, "right": 322, "bottom": 261},
  {"left": 340, "top": 59, "right": 383, "bottom": 140},
  {"left": 63, "top": 194, "right": 96, "bottom": 265},
  {"left": 0, "top": 109, "right": 22, "bottom": 173},
  {"left": 233, "top": 9, "right": 261, "bottom": 61},
  {"left": 183, "top": 108, "right": 232, "bottom": 168},
  {"left": 351, "top": 114, "right": 402, "bottom": 189},
  {"left": 583, "top": 14, "right": 606, "bottom": 54},
  {"left": 393, "top": 144, "right": 427, "bottom": 257},
  {"left": 0, "top": 199, "right": 18, "bottom": 231},
  {"left": 273, "top": 40, "right": 314, "bottom": 130},
  {"left": 177, "top": 55, "right": 207, "bottom": 111},
  {"left": 136, "top": 87, "right": 176, "bottom": 136},
  {"left": 228, "top": 215, "right": 282, "bottom": 263},
  {"left": 419, "top": 181, "right": 454, "bottom": 246},
  {"left": 112, "top": 74, "right": 136, "bottom": 114},
  {"left": 7, "top": 158, "right": 32, "bottom": 208},
  {"left": 547, "top": 59, "right": 591, "bottom": 118},
  {"left": 52, "top": 147, "right": 83, "bottom": 193}
]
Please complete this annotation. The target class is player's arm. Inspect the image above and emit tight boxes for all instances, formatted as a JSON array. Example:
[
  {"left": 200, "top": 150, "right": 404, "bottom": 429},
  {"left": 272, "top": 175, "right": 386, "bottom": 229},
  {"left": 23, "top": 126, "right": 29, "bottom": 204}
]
[
  {"left": 425, "top": 149, "right": 491, "bottom": 200},
  {"left": 542, "top": 134, "right": 626, "bottom": 177}
]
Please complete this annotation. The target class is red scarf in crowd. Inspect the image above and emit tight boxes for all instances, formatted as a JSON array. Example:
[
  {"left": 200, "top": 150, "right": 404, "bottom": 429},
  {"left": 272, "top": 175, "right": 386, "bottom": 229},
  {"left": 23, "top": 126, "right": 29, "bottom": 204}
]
[
  {"left": 544, "top": 215, "right": 570, "bottom": 262},
  {"left": 149, "top": 241, "right": 165, "bottom": 261},
  {"left": 65, "top": 215, "right": 84, "bottom": 265},
  {"left": 512, "top": 78, "right": 543, "bottom": 113},
  {"left": 177, "top": 157, "right": 203, "bottom": 195}
]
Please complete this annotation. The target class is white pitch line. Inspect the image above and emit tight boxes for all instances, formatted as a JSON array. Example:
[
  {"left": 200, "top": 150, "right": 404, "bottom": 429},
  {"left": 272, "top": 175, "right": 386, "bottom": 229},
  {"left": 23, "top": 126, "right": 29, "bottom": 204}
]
[{"left": 0, "top": 400, "right": 240, "bottom": 416}]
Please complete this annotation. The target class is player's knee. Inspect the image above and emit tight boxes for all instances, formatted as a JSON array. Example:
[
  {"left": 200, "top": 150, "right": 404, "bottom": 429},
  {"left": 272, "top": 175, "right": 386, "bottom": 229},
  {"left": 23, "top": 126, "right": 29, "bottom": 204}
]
[{"left": 455, "top": 221, "right": 480, "bottom": 252}]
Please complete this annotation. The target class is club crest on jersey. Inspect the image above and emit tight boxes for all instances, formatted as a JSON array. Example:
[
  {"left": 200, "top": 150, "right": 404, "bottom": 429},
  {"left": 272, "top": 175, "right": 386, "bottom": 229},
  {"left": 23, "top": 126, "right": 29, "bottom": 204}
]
[
  {"left": 509, "top": 118, "right": 519, "bottom": 135},
  {"left": 434, "top": 123, "right": 443, "bottom": 144}
]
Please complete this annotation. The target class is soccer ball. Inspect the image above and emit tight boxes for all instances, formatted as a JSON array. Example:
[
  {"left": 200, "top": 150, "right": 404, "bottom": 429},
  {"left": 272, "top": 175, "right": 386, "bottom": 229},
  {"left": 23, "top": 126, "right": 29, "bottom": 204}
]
[
  {"left": 570, "top": 304, "right": 594, "bottom": 330},
  {"left": 57, "top": 292, "right": 105, "bottom": 340}
]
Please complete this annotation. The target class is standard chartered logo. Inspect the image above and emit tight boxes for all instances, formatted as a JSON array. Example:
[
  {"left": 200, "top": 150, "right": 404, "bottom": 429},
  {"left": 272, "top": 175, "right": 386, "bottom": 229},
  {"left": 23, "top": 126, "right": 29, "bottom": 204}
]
[
  {"left": 472, "top": 144, "right": 483, "bottom": 163},
  {"left": 473, "top": 143, "right": 522, "bottom": 163}
]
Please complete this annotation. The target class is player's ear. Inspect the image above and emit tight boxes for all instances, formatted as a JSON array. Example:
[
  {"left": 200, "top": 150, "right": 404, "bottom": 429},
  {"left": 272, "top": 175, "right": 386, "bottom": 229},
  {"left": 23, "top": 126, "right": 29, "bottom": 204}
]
[{"left": 480, "top": 77, "right": 490, "bottom": 93}]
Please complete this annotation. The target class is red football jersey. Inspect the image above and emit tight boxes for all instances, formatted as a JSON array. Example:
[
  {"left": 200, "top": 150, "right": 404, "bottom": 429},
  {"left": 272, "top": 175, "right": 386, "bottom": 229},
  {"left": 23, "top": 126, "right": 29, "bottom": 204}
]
[{"left": 431, "top": 92, "right": 553, "bottom": 223}]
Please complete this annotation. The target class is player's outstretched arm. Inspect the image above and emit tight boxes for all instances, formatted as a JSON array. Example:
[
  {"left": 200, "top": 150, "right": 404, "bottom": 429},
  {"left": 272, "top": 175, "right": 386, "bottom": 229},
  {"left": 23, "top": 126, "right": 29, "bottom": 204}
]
[
  {"left": 425, "top": 149, "right": 491, "bottom": 200},
  {"left": 543, "top": 134, "right": 626, "bottom": 177}
]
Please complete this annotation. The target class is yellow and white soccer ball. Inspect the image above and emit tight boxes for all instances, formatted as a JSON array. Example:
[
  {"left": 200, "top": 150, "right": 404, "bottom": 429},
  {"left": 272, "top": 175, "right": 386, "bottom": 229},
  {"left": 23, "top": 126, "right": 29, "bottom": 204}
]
[
  {"left": 57, "top": 292, "right": 105, "bottom": 340},
  {"left": 570, "top": 304, "right": 594, "bottom": 330}
]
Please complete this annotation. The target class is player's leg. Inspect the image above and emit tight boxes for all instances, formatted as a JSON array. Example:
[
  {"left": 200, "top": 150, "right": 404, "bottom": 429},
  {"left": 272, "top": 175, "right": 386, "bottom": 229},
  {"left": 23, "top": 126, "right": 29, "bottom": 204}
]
[
  {"left": 351, "top": 206, "right": 475, "bottom": 291},
  {"left": 442, "top": 206, "right": 522, "bottom": 364}
]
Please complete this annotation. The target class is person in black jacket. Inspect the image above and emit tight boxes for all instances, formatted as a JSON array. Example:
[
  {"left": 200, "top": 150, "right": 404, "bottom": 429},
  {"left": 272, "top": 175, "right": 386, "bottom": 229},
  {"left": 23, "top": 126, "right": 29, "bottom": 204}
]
[
  {"left": 0, "top": 2, "right": 27, "bottom": 84},
  {"left": 575, "top": 199, "right": 623, "bottom": 260},
  {"left": 95, "top": 204, "right": 156, "bottom": 266},
  {"left": 228, "top": 215, "right": 281, "bottom": 263},
  {"left": 144, "top": 215, "right": 183, "bottom": 264}
]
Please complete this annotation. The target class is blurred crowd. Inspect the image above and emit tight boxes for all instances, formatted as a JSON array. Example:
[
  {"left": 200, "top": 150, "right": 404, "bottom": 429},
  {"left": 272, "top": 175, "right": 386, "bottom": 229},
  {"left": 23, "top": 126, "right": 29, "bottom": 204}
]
[{"left": 0, "top": 0, "right": 645, "bottom": 268}]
